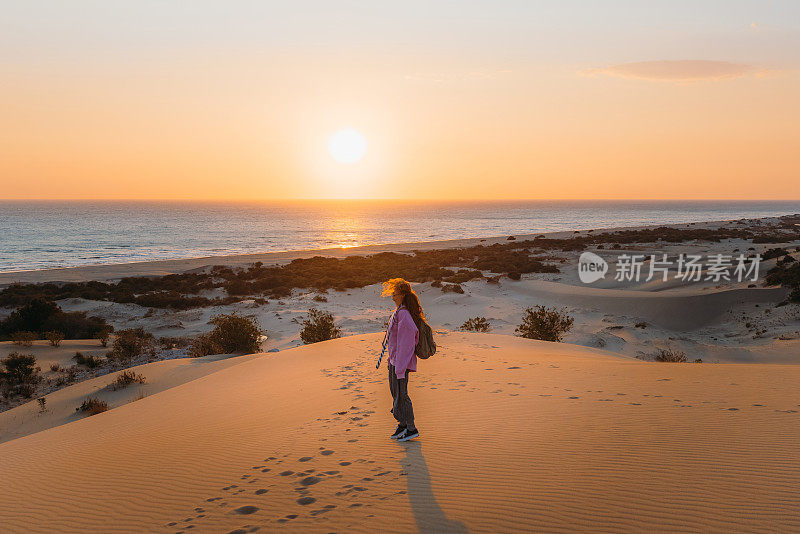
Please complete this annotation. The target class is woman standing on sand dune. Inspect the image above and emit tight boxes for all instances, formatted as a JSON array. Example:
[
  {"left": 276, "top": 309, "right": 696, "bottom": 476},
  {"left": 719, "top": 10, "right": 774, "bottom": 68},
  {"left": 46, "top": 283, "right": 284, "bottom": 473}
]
[{"left": 382, "top": 278, "right": 422, "bottom": 442}]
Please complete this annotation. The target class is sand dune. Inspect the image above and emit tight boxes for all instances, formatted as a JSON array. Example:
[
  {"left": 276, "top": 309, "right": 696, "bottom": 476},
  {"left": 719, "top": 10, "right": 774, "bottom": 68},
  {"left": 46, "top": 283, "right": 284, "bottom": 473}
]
[
  {"left": 0, "top": 351, "right": 259, "bottom": 444},
  {"left": 511, "top": 280, "right": 789, "bottom": 330},
  {"left": 2, "top": 332, "right": 800, "bottom": 532}
]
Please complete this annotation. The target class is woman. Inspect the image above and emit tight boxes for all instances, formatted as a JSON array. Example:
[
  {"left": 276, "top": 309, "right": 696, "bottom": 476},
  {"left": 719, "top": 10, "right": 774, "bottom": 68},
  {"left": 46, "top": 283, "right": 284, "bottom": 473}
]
[{"left": 382, "top": 278, "right": 422, "bottom": 442}]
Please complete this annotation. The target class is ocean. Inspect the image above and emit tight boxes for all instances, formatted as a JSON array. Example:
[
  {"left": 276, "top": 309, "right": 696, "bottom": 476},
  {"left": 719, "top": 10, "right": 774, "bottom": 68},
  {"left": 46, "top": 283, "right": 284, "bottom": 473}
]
[{"left": 1, "top": 200, "right": 798, "bottom": 273}]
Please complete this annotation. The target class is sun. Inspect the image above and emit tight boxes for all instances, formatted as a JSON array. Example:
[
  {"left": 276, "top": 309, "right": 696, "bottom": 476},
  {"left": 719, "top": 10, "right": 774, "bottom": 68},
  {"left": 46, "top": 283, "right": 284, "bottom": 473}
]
[{"left": 327, "top": 128, "right": 367, "bottom": 163}]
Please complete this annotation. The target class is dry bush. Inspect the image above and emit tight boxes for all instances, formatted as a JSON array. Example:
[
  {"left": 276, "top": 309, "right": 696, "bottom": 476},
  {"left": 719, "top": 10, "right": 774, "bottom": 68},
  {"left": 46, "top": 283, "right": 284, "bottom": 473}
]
[
  {"left": 77, "top": 397, "right": 108, "bottom": 416},
  {"left": 11, "top": 331, "right": 36, "bottom": 347},
  {"left": 0, "top": 352, "right": 41, "bottom": 399},
  {"left": 515, "top": 306, "right": 574, "bottom": 342},
  {"left": 300, "top": 309, "right": 342, "bottom": 345},
  {"left": 108, "top": 328, "right": 154, "bottom": 365},
  {"left": 653, "top": 348, "right": 687, "bottom": 363},
  {"left": 189, "top": 333, "right": 223, "bottom": 357},
  {"left": 49, "top": 363, "right": 61, "bottom": 372},
  {"left": 460, "top": 317, "right": 491, "bottom": 333},
  {"left": 45, "top": 330, "right": 64, "bottom": 347},
  {"left": 312, "top": 294, "right": 328, "bottom": 302},
  {"left": 73, "top": 351, "right": 104, "bottom": 369},
  {"left": 109, "top": 370, "right": 146, "bottom": 390},
  {"left": 96, "top": 327, "right": 112, "bottom": 347},
  {"left": 441, "top": 283, "right": 464, "bottom": 294},
  {"left": 157, "top": 336, "right": 191, "bottom": 350},
  {"left": 506, "top": 271, "right": 522, "bottom": 281}
]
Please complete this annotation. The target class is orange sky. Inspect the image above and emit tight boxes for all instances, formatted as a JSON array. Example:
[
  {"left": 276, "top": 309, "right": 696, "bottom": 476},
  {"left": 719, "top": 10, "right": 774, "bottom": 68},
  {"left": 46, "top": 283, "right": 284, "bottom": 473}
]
[{"left": 1, "top": 3, "right": 798, "bottom": 200}]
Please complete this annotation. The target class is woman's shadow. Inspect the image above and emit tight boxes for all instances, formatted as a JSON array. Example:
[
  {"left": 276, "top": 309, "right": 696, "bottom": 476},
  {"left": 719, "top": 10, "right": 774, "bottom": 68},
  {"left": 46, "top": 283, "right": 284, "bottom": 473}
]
[{"left": 399, "top": 441, "right": 469, "bottom": 533}]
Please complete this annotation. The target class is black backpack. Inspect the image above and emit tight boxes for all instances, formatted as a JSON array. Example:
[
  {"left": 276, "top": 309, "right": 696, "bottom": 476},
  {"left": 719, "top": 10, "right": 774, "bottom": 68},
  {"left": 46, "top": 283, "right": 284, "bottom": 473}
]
[{"left": 414, "top": 317, "right": 436, "bottom": 359}]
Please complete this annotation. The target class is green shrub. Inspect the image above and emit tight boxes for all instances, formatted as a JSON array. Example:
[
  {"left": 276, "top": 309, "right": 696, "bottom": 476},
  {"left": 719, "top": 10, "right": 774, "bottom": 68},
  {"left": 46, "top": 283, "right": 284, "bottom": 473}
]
[
  {"left": 300, "top": 309, "right": 341, "bottom": 344},
  {"left": 205, "top": 313, "right": 262, "bottom": 354},
  {"left": 0, "top": 298, "right": 111, "bottom": 340},
  {"left": 108, "top": 328, "right": 154, "bottom": 365},
  {"left": 46, "top": 330, "right": 64, "bottom": 347},
  {"left": 188, "top": 333, "right": 223, "bottom": 357},
  {"left": 460, "top": 317, "right": 491, "bottom": 333},
  {"left": 515, "top": 306, "right": 574, "bottom": 342},
  {"left": 0, "top": 352, "right": 41, "bottom": 398}
]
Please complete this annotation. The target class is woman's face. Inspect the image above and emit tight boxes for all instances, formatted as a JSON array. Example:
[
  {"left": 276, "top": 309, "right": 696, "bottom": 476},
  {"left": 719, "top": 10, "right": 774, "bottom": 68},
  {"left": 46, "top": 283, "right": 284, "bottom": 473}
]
[{"left": 392, "top": 290, "right": 403, "bottom": 307}]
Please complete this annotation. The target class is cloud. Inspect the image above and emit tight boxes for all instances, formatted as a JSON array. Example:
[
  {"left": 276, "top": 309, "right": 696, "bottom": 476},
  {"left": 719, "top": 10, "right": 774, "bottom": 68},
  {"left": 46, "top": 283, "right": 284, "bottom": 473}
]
[{"left": 582, "top": 60, "right": 758, "bottom": 82}]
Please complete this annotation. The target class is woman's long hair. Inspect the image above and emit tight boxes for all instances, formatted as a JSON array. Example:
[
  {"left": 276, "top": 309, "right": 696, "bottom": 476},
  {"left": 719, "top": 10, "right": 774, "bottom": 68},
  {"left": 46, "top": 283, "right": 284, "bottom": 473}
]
[{"left": 382, "top": 278, "right": 425, "bottom": 324}]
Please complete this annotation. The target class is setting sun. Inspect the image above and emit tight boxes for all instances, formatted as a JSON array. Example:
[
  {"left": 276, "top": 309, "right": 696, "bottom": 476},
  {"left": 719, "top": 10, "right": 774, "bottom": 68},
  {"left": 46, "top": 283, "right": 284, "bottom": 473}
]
[{"left": 327, "top": 129, "right": 367, "bottom": 164}]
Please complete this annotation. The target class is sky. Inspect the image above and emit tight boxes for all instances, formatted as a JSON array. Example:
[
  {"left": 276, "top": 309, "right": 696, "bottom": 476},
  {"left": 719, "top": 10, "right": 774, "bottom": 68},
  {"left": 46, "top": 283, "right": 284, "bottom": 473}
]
[{"left": 1, "top": 1, "right": 799, "bottom": 200}]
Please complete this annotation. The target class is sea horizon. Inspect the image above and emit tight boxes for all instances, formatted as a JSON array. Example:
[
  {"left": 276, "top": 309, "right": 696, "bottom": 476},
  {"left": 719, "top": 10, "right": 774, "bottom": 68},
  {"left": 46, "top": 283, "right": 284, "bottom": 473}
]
[{"left": 3, "top": 199, "right": 799, "bottom": 273}]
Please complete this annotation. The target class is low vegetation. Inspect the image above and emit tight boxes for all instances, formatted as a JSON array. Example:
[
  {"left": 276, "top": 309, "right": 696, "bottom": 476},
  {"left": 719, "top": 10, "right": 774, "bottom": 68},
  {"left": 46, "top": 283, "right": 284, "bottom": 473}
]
[
  {"left": 189, "top": 313, "right": 262, "bottom": 356},
  {"left": 0, "top": 298, "right": 112, "bottom": 341},
  {"left": 300, "top": 309, "right": 342, "bottom": 344},
  {"left": 10, "top": 331, "right": 36, "bottom": 347},
  {"left": 460, "top": 317, "right": 491, "bottom": 333},
  {"left": 653, "top": 348, "right": 688, "bottom": 363},
  {"left": 77, "top": 397, "right": 108, "bottom": 416},
  {"left": 73, "top": 351, "right": 105, "bottom": 369},
  {"left": 0, "top": 352, "right": 41, "bottom": 399},
  {"left": 107, "top": 328, "right": 154, "bottom": 365},
  {"left": 515, "top": 306, "right": 574, "bottom": 342},
  {"left": 109, "top": 370, "right": 146, "bottom": 390},
  {"left": 45, "top": 330, "right": 64, "bottom": 347}
]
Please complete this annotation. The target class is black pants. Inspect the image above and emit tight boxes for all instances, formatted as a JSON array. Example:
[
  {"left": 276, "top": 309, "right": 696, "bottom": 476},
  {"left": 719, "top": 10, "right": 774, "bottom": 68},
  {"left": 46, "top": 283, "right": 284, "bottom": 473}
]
[{"left": 388, "top": 363, "right": 415, "bottom": 429}]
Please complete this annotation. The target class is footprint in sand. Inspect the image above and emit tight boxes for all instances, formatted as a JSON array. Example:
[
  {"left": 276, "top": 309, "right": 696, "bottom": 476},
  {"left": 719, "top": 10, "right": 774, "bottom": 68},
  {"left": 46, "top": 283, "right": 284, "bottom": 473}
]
[
  {"left": 233, "top": 506, "right": 259, "bottom": 515},
  {"left": 568, "top": 396, "right": 580, "bottom": 399},
  {"left": 297, "top": 497, "right": 316, "bottom": 505},
  {"left": 298, "top": 457, "right": 313, "bottom": 462},
  {"left": 254, "top": 489, "right": 268, "bottom": 495}
]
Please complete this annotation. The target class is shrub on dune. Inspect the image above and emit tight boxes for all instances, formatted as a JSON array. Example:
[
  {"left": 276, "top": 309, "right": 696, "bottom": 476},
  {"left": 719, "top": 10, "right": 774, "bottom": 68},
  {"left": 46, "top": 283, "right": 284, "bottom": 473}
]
[
  {"left": 205, "top": 313, "right": 262, "bottom": 354},
  {"left": 73, "top": 351, "right": 105, "bottom": 369},
  {"left": 108, "top": 328, "right": 154, "bottom": 365},
  {"left": 441, "top": 283, "right": 464, "bottom": 294},
  {"left": 109, "top": 370, "right": 146, "bottom": 390},
  {"left": 653, "top": 348, "right": 687, "bottom": 363},
  {"left": 77, "top": 397, "right": 108, "bottom": 416},
  {"left": 515, "top": 306, "right": 574, "bottom": 342},
  {"left": 0, "top": 352, "right": 41, "bottom": 399},
  {"left": 45, "top": 330, "right": 64, "bottom": 347},
  {"left": 189, "top": 333, "right": 223, "bottom": 357},
  {"left": 300, "top": 309, "right": 341, "bottom": 344},
  {"left": 460, "top": 317, "right": 491, "bottom": 333},
  {"left": 10, "top": 331, "right": 36, "bottom": 347}
]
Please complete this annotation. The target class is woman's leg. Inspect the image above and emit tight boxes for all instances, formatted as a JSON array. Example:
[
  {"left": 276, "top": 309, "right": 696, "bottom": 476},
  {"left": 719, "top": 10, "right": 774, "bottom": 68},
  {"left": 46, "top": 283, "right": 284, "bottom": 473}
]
[
  {"left": 388, "top": 363, "right": 400, "bottom": 423},
  {"left": 396, "top": 371, "right": 415, "bottom": 431}
]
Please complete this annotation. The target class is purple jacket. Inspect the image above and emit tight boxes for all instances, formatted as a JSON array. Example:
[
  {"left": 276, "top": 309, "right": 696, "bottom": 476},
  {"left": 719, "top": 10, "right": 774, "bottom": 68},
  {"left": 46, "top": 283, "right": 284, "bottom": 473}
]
[{"left": 387, "top": 307, "right": 418, "bottom": 379}]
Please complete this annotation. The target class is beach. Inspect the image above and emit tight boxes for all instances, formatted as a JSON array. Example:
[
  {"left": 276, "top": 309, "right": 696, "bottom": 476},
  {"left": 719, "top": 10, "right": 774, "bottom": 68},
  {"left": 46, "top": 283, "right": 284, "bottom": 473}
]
[{"left": 1, "top": 215, "right": 800, "bottom": 532}]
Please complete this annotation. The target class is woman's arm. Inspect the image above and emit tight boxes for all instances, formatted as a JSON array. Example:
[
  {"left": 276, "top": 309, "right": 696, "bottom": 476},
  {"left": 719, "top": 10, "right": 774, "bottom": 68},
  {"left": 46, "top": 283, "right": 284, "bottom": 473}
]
[{"left": 393, "top": 310, "right": 418, "bottom": 379}]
